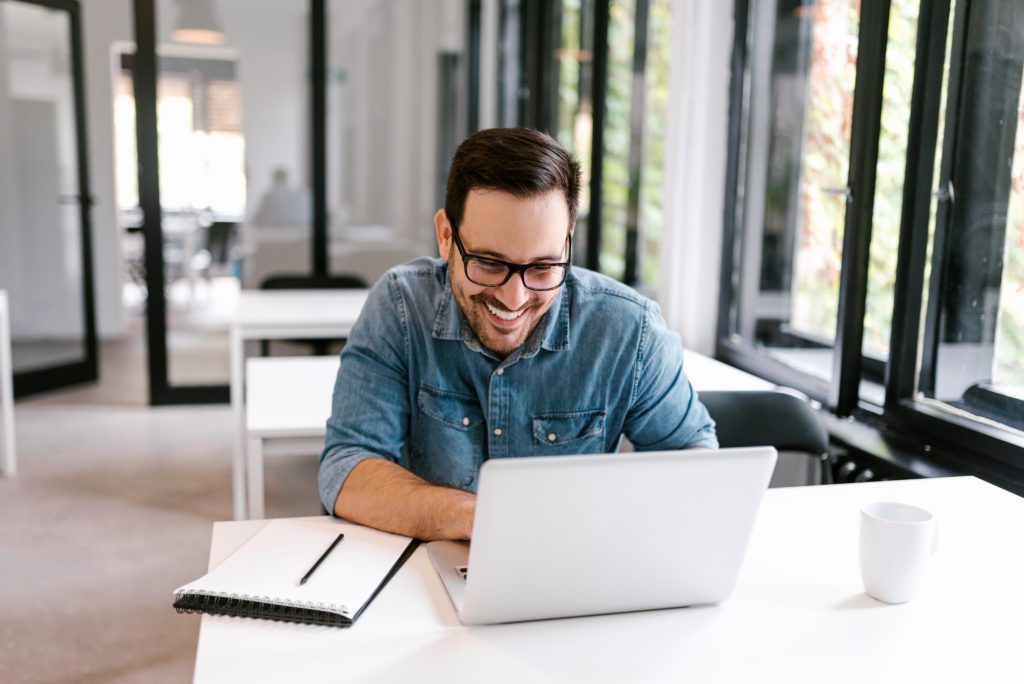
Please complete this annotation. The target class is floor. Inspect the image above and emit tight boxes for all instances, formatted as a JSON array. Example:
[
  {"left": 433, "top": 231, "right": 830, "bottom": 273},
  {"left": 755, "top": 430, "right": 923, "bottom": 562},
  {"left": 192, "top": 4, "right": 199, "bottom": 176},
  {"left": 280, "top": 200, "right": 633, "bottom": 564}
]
[{"left": 0, "top": 326, "right": 323, "bottom": 683}]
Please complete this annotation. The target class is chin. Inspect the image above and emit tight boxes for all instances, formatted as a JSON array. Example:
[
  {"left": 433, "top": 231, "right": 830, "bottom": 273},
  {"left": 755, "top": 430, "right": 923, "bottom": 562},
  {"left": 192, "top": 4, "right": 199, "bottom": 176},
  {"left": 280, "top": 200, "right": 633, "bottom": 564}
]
[{"left": 481, "top": 332, "right": 526, "bottom": 356}]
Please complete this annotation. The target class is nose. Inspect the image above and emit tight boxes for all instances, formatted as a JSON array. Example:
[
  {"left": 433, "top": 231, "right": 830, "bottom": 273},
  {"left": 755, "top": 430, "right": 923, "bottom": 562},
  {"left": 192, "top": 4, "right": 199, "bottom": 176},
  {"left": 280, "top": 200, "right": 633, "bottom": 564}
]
[{"left": 493, "top": 272, "right": 530, "bottom": 311}]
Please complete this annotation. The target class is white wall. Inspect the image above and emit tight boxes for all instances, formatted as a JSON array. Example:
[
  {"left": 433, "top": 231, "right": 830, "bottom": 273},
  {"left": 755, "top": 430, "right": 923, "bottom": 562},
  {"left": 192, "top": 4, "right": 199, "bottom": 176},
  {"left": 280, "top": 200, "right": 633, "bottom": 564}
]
[{"left": 657, "top": 0, "right": 735, "bottom": 355}]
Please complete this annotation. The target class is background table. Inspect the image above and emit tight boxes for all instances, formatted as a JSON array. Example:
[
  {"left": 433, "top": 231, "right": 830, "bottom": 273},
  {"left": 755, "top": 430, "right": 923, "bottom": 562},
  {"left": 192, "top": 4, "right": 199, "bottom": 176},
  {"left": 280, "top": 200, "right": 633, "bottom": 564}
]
[
  {"left": 231, "top": 289, "right": 369, "bottom": 519},
  {"left": 241, "top": 349, "right": 773, "bottom": 519},
  {"left": 0, "top": 291, "right": 16, "bottom": 477},
  {"left": 191, "top": 476, "right": 1023, "bottom": 682}
]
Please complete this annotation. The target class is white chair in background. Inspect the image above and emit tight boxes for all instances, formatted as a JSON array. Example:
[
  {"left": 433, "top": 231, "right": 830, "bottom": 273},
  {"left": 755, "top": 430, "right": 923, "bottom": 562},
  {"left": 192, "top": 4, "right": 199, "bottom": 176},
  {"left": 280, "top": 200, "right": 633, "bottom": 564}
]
[{"left": 0, "top": 290, "right": 16, "bottom": 477}]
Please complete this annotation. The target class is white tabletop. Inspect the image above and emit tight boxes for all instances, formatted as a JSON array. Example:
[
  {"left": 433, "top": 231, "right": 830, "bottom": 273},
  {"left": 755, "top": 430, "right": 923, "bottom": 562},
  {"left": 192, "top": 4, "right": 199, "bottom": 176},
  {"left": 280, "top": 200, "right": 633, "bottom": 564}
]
[
  {"left": 235, "top": 289, "right": 370, "bottom": 337},
  {"left": 683, "top": 349, "right": 775, "bottom": 392},
  {"left": 192, "top": 476, "right": 1024, "bottom": 682}
]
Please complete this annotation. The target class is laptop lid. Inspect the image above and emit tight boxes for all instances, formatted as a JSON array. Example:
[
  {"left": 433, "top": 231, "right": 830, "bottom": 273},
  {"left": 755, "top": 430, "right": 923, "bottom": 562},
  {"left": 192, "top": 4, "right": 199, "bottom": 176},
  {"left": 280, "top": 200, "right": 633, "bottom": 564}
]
[{"left": 444, "top": 447, "right": 776, "bottom": 625}]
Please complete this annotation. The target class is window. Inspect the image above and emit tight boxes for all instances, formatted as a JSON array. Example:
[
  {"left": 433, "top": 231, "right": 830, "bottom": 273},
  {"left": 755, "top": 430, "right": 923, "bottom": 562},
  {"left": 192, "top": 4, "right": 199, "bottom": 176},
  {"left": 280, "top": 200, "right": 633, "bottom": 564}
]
[
  {"left": 723, "top": 0, "right": 1024, "bottom": 476},
  {"left": 508, "top": 0, "right": 672, "bottom": 289},
  {"left": 114, "top": 52, "right": 246, "bottom": 218}
]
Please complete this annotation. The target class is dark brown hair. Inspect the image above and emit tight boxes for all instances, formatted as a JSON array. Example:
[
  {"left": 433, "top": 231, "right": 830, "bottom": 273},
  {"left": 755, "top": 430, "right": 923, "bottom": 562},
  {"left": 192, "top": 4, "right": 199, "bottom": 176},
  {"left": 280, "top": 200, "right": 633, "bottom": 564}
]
[{"left": 444, "top": 128, "right": 581, "bottom": 233}]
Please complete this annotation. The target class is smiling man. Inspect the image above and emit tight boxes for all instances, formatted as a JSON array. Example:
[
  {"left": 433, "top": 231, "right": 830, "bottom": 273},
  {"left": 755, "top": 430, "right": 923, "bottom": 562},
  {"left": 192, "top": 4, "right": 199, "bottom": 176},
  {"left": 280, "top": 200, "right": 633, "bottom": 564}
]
[{"left": 318, "top": 128, "right": 716, "bottom": 540}]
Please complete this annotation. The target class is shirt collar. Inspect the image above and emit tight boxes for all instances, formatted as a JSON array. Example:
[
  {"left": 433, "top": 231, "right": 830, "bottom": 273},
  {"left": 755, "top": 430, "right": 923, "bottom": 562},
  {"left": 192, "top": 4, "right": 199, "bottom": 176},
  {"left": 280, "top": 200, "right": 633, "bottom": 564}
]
[{"left": 431, "top": 267, "right": 572, "bottom": 356}]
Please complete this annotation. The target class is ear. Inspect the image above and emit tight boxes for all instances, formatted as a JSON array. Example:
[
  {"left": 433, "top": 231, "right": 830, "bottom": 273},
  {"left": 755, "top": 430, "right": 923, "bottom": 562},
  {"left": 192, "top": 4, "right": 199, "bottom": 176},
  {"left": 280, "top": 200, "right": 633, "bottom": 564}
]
[{"left": 434, "top": 208, "right": 452, "bottom": 257}]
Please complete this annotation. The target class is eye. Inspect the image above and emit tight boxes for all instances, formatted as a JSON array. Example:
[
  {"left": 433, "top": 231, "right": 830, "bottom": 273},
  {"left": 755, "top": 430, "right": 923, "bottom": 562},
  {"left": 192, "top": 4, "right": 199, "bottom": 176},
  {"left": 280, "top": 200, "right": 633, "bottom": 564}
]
[{"left": 473, "top": 259, "right": 507, "bottom": 275}]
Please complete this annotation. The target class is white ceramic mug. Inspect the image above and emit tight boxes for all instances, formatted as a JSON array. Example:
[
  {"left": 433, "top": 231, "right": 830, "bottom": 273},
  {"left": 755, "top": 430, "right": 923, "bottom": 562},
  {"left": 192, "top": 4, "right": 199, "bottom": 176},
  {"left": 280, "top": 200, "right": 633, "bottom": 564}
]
[{"left": 859, "top": 501, "right": 938, "bottom": 604}]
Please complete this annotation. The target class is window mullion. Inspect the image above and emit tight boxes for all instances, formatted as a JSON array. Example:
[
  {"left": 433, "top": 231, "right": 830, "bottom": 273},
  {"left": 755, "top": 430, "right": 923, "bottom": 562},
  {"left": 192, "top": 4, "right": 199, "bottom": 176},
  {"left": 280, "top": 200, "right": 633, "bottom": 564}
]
[
  {"left": 885, "top": 0, "right": 954, "bottom": 409},
  {"left": 829, "top": 0, "right": 892, "bottom": 416},
  {"left": 622, "top": 0, "right": 650, "bottom": 286}
]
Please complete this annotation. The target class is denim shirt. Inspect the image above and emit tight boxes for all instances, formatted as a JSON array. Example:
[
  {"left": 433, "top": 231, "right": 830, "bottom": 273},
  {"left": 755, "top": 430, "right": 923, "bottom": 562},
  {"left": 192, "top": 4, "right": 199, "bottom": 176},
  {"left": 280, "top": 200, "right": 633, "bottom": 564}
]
[{"left": 318, "top": 257, "right": 717, "bottom": 512}]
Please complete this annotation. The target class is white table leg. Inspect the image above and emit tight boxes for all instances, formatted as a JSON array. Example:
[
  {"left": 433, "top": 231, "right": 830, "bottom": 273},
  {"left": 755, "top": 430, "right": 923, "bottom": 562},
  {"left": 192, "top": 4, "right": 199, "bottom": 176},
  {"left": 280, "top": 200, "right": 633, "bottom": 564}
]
[
  {"left": 246, "top": 435, "right": 266, "bottom": 520},
  {"left": 231, "top": 324, "right": 247, "bottom": 519},
  {"left": 0, "top": 292, "right": 15, "bottom": 478}
]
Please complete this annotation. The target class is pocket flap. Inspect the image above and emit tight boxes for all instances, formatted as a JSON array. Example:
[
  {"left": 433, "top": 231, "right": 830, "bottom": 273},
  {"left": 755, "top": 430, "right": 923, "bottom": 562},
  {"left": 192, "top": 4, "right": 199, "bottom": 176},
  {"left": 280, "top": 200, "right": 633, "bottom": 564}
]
[
  {"left": 417, "top": 385, "right": 484, "bottom": 431},
  {"left": 532, "top": 409, "right": 606, "bottom": 447}
]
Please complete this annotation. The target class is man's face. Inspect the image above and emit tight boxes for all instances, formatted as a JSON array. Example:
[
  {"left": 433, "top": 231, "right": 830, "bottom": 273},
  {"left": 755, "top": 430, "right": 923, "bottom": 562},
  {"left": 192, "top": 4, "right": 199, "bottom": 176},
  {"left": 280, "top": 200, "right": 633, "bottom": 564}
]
[{"left": 434, "top": 189, "right": 571, "bottom": 357}]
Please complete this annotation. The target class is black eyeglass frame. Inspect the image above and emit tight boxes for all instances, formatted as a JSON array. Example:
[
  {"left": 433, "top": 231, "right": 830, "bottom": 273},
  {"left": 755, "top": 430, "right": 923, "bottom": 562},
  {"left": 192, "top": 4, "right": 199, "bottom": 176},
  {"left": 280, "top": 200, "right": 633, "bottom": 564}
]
[{"left": 449, "top": 226, "right": 573, "bottom": 291}]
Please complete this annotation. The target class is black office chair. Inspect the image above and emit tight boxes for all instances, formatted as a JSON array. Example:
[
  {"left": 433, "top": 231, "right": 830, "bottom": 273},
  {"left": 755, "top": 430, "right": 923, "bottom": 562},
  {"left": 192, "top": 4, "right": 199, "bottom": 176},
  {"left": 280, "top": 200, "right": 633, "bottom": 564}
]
[
  {"left": 699, "top": 390, "right": 833, "bottom": 486},
  {"left": 259, "top": 273, "right": 368, "bottom": 356}
]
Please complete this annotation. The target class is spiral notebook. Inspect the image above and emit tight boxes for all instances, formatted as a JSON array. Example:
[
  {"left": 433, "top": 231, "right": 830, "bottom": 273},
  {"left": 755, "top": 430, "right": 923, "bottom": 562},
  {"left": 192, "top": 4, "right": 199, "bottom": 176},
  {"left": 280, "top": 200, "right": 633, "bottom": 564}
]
[{"left": 174, "top": 517, "right": 419, "bottom": 628}]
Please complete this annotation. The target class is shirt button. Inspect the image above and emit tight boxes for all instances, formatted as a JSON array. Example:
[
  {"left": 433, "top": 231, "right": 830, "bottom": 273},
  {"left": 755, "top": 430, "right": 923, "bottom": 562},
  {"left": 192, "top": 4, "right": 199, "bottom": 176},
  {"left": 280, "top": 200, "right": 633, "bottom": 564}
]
[
  {"left": 462, "top": 417, "right": 470, "bottom": 426},
  {"left": 496, "top": 368, "right": 504, "bottom": 376},
  {"left": 493, "top": 428, "right": 503, "bottom": 436},
  {"left": 548, "top": 433, "right": 557, "bottom": 442}
]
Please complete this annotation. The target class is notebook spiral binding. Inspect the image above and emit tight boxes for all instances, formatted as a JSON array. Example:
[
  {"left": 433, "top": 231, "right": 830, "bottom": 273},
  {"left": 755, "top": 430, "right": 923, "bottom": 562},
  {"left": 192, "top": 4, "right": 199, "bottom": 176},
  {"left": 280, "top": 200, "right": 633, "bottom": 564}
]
[{"left": 173, "top": 590, "right": 351, "bottom": 627}]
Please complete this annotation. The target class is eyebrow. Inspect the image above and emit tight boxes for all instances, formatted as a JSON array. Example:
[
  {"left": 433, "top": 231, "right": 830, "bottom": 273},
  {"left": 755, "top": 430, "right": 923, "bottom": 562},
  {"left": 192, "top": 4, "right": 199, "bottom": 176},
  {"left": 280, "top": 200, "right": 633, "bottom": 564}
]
[{"left": 465, "top": 241, "right": 567, "bottom": 264}]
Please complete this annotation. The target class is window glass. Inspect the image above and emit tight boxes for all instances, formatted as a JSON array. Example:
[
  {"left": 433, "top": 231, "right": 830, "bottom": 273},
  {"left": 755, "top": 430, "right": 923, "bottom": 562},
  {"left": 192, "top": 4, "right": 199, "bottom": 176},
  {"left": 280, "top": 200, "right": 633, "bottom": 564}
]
[
  {"left": 731, "top": 0, "right": 860, "bottom": 387},
  {"left": 556, "top": 0, "right": 594, "bottom": 241},
  {"left": 638, "top": 0, "right": 671, "bottom": 289},
  {"left": 920, "top": 0, "right": 1024, "bottom": 433},
  {"left": 598, "top": 0, "right": 636, "bottom": 280},
  {"left": 864, "top": 0, "right": 919, "bottom": 362}
]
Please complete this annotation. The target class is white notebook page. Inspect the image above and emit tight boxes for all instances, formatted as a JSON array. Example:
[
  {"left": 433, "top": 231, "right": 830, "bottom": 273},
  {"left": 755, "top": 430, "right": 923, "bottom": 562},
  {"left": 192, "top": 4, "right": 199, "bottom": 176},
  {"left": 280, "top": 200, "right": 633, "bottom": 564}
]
[{"left": 175, "top": 518, "right": 413, "bottom": 616}]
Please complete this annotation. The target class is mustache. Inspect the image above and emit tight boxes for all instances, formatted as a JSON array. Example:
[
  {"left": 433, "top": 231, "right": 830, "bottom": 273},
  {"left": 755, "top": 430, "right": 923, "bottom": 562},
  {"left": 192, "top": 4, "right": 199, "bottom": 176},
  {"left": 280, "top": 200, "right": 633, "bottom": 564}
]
[{"left": 470, "top": 293, "right": 535, "bottom": 313}]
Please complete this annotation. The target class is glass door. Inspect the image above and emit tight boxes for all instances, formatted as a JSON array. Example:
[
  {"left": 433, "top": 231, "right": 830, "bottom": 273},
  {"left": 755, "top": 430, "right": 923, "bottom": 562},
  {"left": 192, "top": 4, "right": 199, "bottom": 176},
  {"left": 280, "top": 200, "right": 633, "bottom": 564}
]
[{"left": 0, "top": 0, "right": 98, "bottom": 397}]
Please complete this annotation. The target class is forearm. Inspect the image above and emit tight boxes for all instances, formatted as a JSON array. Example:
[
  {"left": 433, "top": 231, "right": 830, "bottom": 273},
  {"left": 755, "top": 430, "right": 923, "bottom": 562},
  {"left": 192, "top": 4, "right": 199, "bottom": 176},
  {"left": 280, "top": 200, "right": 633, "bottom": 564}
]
[{"left": 333, "top": 458, "right": 476, "bottom": 541}]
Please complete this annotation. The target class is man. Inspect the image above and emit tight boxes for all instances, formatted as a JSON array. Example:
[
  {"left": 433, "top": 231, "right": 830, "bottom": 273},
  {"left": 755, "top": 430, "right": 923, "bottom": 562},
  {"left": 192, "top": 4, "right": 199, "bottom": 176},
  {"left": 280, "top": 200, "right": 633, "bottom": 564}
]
[{"left": 318, "top": 128, "right": 716, "bottom": 541}]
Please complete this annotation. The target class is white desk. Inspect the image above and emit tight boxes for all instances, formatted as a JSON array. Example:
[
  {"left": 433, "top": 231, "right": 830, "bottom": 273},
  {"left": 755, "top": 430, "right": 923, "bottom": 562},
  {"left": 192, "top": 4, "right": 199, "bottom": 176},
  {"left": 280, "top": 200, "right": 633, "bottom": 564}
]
[
  {"left": 192, "top": 476, "right": 1024, "bottom": 682},
  {"left": 683, "top": 348, "right": 775, "bottom": 392},
  {"left": 231, "top": 289, "right": 370, "bottom": 519},
  {"left": 245, "top": 356, "right": 339, "bottom": 519},
  {"left": 241, "top": 349, "right": 772, "bottom": 519},
  {"left": 0, "top": 291, "right": 15, "bottom": 477}
]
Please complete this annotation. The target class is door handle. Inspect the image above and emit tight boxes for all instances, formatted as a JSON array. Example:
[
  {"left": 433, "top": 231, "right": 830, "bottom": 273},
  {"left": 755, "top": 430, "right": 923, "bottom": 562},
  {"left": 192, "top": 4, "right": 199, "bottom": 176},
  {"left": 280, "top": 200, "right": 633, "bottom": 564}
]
[
  {"left": 820, "top": 186, "right": 853, "bottom": 203},
  {"left": 57, "top": 194, "right": 97, "bottom": 208}
]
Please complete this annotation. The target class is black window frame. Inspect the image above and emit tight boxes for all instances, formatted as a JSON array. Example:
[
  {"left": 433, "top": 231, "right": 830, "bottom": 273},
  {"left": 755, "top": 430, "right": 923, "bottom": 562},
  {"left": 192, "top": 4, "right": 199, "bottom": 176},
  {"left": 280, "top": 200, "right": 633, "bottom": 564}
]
[{"left": 720, "top": 0, "right": 1024, "bottom": 490}]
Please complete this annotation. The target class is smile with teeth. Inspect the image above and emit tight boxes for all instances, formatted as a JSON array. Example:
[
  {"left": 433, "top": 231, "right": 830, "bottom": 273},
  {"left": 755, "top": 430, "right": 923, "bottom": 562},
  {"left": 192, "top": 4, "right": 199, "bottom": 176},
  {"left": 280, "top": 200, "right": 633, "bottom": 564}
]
[{"left": 486, "top": 302, "right": 526, "bottom": 321}]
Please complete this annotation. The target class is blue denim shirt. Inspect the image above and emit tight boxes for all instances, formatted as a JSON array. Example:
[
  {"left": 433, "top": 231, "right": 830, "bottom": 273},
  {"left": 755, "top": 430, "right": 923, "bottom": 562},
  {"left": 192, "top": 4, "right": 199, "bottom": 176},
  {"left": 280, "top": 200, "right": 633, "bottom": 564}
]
[{"left": 318, "top": 257, "right": 717, "bottom": 512}]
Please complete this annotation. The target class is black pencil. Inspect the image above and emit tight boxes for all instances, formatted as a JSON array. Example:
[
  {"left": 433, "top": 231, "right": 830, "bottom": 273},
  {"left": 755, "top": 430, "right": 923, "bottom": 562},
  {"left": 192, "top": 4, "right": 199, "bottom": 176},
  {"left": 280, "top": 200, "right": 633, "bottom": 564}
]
[{"left": 299, "top": 533, "right": 345, "bottom": 585}]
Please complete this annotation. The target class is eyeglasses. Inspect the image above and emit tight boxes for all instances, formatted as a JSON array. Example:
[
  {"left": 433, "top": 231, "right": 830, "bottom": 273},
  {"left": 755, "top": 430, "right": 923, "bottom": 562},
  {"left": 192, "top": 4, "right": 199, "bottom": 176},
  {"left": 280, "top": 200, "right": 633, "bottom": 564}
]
[{"left": 450, "top": 227, "right": 572, "bottom": 292}]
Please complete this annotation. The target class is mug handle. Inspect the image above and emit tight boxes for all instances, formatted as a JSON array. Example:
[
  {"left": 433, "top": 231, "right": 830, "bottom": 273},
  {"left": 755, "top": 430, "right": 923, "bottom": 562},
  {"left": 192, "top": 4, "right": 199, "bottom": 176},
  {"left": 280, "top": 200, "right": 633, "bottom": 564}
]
[{"left": 931, "top": 522, "right": 940, "bottom": 556}]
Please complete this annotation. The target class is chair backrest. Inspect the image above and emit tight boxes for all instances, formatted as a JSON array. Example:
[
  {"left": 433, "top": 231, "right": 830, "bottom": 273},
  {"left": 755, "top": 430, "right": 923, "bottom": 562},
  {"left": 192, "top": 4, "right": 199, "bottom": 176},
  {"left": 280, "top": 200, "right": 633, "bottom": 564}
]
[
  {"left": 259, "top": 273, "right": 368, "bottom": 290},
  {"left": 699, "top": 390, "right": 831, "bottom": 486}
]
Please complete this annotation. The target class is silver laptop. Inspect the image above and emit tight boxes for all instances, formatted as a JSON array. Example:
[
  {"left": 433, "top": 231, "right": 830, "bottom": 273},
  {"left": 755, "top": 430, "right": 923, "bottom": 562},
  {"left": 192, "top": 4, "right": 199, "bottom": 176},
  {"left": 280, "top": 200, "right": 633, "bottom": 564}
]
[{"left": 428, "top": 447, "right": 777, "bottom": 625}]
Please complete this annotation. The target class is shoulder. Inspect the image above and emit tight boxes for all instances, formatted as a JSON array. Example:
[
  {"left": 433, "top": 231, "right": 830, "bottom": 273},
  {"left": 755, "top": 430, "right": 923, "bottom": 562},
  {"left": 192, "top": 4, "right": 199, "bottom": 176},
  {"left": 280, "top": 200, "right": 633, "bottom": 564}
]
[
  {"left": 566, "top": 267, "right": 653, "bottom": 318},
  {"left": 368, "top": 257, "right": 447, "bottom": 302},
  {"left": 380, "top": 256, "right": 447, "bottom": 287},
  {"left": 357, "top": 257, "right": 449, "bottom": 331}
]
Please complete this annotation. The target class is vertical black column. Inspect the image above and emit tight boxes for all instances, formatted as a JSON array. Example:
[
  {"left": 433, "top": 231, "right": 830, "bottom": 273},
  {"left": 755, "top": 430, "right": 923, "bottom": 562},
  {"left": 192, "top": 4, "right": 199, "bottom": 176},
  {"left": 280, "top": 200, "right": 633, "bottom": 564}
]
[
  {"left": 311, "top": 0, "right": 328, "bottom": 277},
  {"left": 132, "top": 0, "right": 167, "bottom": 405},
  {"left": 622, "top": 0, "right": 650, "bottom": 286},
  {"left": 585, "top": 0, "right": 610, "bottom": 271},
  {"left": 828, "top": 0, "right": 891, "bottom": 416},
  {"left": 467, "top": 0, "right": 482, "bottom": 133},
  {"left": 717, "top": 0, "right": 751, "bottom": 350},
  {"left": 885, "top": 0, "right": 952, "bottom": 408}
]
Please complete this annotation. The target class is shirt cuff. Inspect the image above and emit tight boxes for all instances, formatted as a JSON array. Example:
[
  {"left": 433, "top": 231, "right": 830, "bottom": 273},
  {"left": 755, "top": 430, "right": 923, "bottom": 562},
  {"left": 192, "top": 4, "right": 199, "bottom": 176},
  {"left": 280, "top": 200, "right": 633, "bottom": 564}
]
[{"left": 317, "top": 451, "right": 387, "bottom": 516}]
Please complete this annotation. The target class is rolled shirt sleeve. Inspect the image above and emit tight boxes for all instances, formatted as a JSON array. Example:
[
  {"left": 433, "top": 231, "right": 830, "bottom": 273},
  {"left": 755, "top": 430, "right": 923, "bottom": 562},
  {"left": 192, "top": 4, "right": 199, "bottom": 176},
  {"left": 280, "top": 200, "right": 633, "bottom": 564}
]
[
  {"left": 318, "top": 275, "right": 411, "bottom": 513},
  {"left": 623, "top": 301, "right": 718, "bottom": 451}
]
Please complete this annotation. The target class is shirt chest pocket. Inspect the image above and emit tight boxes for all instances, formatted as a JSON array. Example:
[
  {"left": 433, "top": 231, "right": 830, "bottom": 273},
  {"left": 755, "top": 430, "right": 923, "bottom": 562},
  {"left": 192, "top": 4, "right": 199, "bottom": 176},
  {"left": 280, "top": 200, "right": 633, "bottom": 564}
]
[
  {"left": 413, "top": 385, "right": 484, "bottom": 489},
  {"left": 417, "top": 385, "right": 485, "bottom": 431},
  {"left": 532, "top": 409, "right": 606, "bottom": 455}
]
